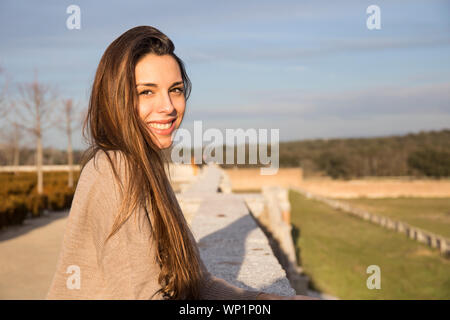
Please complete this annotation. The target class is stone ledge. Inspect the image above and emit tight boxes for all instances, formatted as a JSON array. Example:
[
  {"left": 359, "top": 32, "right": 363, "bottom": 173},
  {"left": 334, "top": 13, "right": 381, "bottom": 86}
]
[
  {"left": 190, "top": 193, "right": 295, "bottom": 296},
  {"left": 176, "top": 164, "right": 296, "bottom": 296}
]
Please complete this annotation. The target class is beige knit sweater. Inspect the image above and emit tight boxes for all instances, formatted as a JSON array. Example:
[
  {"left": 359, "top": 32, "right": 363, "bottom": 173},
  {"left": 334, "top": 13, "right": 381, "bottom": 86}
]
[{"left": 46, "top": 149, "right": 262, "bottom": 300}]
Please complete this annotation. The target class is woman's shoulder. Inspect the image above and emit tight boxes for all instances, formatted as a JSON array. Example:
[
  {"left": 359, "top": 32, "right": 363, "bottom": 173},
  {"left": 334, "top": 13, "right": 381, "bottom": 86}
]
[
  {"left": 91, "top": 149, "right": 127, "bottom": 172},
  {"left": 78, "top": 149, "right": 130, "bottom": 193},
  {"left": 83, "top": 149, "right": 128, "bottom": 176}
]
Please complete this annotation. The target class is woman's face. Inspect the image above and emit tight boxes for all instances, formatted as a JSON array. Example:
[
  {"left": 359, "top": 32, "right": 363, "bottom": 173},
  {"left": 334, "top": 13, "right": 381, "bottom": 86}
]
[{"left": 135, "top": 53, "right": 186, "bottom": 149}]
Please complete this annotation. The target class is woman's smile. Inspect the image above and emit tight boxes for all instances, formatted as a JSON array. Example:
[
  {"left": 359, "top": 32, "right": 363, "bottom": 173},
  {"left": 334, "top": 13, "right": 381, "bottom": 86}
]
[{"left": 147, "top": 118, "right": 177, "bottom": 135}]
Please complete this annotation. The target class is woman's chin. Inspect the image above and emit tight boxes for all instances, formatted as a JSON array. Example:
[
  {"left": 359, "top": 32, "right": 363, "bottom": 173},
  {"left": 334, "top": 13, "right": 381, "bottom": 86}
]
[
  {"left": 156, "top": 138, "right": 173, "bottom": 149},
  {"left": 160, "top": 144, "right": 172, "bottom": 150}
]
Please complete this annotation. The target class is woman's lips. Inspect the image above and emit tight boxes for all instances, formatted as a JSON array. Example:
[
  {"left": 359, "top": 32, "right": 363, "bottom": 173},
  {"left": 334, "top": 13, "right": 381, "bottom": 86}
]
[{"left": 147, "top": 119, "right": 176, "bottom": 135}]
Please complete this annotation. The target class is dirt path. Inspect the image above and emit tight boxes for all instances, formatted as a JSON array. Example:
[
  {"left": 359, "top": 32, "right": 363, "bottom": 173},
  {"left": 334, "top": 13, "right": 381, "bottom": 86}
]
[{"left": 0, "top": 211, "right": 69, "bottom": 300}]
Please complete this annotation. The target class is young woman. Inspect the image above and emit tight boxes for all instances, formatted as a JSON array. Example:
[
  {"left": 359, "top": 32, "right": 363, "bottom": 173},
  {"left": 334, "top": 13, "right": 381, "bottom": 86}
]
[{"left": 46, "top": 25, "right": 314, "bottom": 300}]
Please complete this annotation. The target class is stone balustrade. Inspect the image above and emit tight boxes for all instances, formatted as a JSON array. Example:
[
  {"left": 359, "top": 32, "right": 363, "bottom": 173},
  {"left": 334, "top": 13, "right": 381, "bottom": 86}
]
[{"left": 177, "top": 163, "right": 296, "bottom": 296}]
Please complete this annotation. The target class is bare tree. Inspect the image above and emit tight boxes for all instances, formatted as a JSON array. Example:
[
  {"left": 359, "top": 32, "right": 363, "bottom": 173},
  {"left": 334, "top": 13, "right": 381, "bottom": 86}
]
[
  {"left": 0, "top": 65, "right": 9, "bottom": 118},
  {"left": 51, "top": 98, "right": 83, "bottom": 188},
  {"left": 0, "top": 66, "right": 8, "bottom": 151},
  {"left": 0, "top": 121, "right": 30, "bottom": 168},
  {"left": 11, "top": 122, "right": 24, "bottom": 167},
  {"left": 14, "top": 71, "right": 59, "bottom": 194},
  {"left": 0, "top": 66, "right": 25, "bottom": 168}
]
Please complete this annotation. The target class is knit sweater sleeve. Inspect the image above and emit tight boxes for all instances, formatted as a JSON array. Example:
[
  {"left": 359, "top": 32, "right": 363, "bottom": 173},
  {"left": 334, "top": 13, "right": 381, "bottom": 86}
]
[
  {"left": 87, "top": 150, "right": 165, "bottom": 299},
  {"left": 46, "top": 149, "right": 162, "bottom": 299}
]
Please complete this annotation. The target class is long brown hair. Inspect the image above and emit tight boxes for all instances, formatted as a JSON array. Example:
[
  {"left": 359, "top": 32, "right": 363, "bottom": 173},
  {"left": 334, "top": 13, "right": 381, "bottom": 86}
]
[{"left": 80, "top": 26, "right": 203, "bottom": 299}]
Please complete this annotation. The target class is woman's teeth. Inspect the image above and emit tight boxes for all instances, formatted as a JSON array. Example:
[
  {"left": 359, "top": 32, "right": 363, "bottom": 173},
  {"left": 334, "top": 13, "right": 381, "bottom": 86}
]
[{"left": 149, "top": 121, "right": 173, "bottom": 129}]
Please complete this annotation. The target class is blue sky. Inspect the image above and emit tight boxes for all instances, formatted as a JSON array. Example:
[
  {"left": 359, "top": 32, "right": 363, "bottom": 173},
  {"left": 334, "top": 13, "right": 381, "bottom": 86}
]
[{"left": 1, "top": 0, "right": 449, "bottom": 150}]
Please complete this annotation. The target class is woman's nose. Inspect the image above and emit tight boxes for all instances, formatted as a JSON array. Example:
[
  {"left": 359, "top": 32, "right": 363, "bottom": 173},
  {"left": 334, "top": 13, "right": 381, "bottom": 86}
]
[{"left": 157, "top": 93, "right": 175, "bottom": 113}]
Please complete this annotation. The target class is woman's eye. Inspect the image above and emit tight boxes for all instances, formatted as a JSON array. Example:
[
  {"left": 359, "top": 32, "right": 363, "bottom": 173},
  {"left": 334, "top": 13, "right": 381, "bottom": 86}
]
[
  {"left": 139, "top": 88, "right": 184, "bottom": 96},
  {"left": 139, "top": 90, "right": 153, "bottom": 96},
  {"left": 172, "top": 87, "right": 184, "bottom": 94}
]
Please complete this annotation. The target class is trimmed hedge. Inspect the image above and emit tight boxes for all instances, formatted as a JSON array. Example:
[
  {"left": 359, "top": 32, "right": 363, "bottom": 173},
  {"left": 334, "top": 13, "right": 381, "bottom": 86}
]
[
  {"left": 25, "top": 192, "right": 49, "bottom": 218},
  {"left": 45, "top": 185, "right": 75, "bottom": 212},
  {"left": 0, "top": 195, "right": 28, "bottom": 228},
  {"left": 0, "top": 172, "right": 79, "bottom": 230}
]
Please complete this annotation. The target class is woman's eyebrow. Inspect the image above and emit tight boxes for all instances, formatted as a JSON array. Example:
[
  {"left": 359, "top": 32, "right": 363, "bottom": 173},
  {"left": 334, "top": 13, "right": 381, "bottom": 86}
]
[{"left": 136, "top": 81, "right": 183, "bottom": 88}]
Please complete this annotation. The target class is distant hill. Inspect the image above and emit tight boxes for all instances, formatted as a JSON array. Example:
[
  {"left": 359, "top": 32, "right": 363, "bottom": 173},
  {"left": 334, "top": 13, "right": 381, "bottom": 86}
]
[{"left": 278, "top": 129, "right": 450, "bottom": 178}]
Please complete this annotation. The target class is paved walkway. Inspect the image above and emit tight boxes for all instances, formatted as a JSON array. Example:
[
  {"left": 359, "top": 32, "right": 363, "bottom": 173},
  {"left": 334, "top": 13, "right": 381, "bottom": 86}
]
[{"left": 0, "top": 210, "right": 69, "bottom": 299}]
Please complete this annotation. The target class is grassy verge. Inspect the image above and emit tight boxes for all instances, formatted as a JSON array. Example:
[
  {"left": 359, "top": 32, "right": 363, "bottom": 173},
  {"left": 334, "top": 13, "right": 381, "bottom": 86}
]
[
  {"left": 290, "top": 190, "right": 450, "bottom": 299},
  {"left": 335, "top": 197, "right": 450, "bottom": 238}
]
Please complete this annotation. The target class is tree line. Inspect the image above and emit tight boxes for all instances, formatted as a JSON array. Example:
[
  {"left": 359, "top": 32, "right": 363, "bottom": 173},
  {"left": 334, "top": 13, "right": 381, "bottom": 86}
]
[
  {"left": 2, "top": 127, "right": 449, "bottom": 180},
  {"left": 279, "top": 129, "right": 450, "bottom": 178}
]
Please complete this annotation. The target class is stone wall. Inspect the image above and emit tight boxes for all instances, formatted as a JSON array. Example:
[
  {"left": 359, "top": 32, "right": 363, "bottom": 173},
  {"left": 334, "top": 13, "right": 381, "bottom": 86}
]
[
  {"left": 224, "top": 168, "right": 303, "bottom": 191},
  {"left": 177, "top": 164, "right": 296, "bottom": 296},
  {"left": 239, "top": 186, "right": 310, "bottom": 295},
  {"left": 297, "top": 177, "right": 450, "bottom": 198}
]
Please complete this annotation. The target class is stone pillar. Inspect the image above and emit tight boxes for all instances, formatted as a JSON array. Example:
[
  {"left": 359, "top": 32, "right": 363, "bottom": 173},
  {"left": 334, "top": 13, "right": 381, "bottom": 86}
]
[
  {"left": 371, "top": 215, "right": 381, "bottom": 224},
  {"left": 219, "top": 171, "right": 232, "bottom": 194},
  {"left": 386, "top": 218, "right": 396, "bottom": 230},
  {"left": 408, "top": 228, "right": 417, "bottom": 240},
  {"left": 416, "top": 230, "right": 430, "bottom": 245},
  {"left": 396, "top": 222, "right": 408, "bottom": 235},
  {"left": 439, "top": 238, "right": 450, "bottom": 257},
  {"left": 430, "top": 235, "right": 439, "bottom": 249},
  {"left": 277, "top": 188, "right": 291, "bottom": 225},
  {"left": 262, "top": 186, "right": 308, "bottom": 295},
  {"left": 362, "top": 212, "right": 371, "bottom": 221}
]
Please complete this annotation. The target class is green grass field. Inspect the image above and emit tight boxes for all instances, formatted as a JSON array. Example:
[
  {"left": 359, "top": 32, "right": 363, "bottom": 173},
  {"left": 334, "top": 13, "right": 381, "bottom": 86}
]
[
  {"left": 290, "top": 190, "right": 450, "bottom": 299},
  {"left": 334, "top": 197, "right": 450, "bottom": 238}
]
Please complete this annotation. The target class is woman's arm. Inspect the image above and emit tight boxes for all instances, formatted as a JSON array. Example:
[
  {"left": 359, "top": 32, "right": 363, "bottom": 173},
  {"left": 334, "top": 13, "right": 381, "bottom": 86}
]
[
  {"left": 256, "top": 292, "right": 320, "bottom": 300},
  {"left": 197, "top": 257, "right": 263, "bottom": 300},
  {"left": 88, "top": 150, "right": 166, "bottom": 299},
  {"left": 47, "top": 150, "right": 147, "bottom": 299}
]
